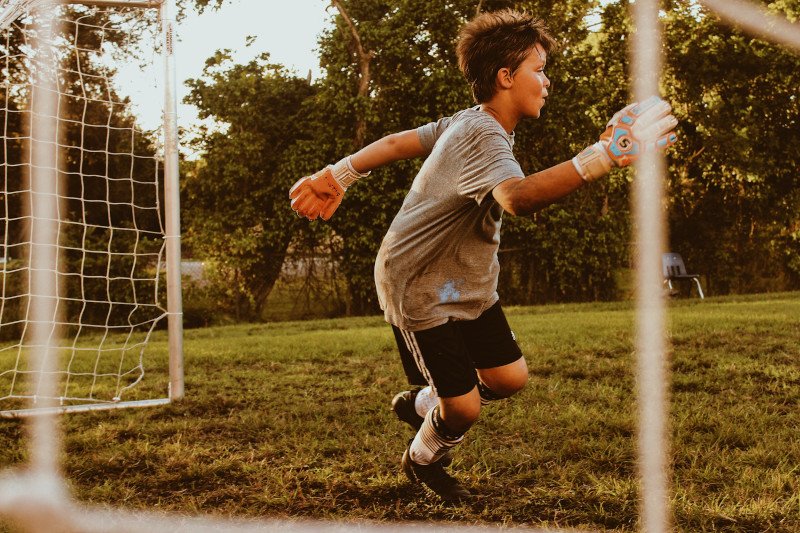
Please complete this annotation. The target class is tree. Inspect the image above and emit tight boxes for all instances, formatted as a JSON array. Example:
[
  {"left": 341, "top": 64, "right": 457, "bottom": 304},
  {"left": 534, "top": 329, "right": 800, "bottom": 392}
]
[
  {"left": 180, "top": 0, "right": 800, "bottom": 320},
  {"left": 183, "top": 51, "right": 317, "bottom": 320},
  {"left": 661, "top": 0, "right": 800, "bottom": 293}
]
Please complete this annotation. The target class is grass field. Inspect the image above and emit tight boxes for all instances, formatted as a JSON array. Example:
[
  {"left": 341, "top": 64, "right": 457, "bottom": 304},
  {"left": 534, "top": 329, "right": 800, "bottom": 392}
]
[{"left": 1, "top": 292, "right": 799, "bottom": 532}]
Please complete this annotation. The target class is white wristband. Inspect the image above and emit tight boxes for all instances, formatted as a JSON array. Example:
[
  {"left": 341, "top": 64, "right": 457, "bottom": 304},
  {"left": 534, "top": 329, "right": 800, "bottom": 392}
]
[
  {"left": 571, "top": 142, "right": 613, "bottom": 182},
  {"left": 331, "top": 156, "right": 370, "bottom": 189}
]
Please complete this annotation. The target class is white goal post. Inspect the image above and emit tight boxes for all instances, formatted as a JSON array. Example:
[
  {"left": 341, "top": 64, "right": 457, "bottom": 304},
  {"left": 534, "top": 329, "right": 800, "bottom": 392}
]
[{"left": 0, "top": 0, "right": 182, "bottom": 418}]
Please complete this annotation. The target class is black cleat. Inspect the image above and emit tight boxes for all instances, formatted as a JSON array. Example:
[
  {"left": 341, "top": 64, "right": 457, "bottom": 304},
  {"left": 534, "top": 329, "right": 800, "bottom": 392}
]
[
  {"left": 391, "top": 389, "right": 425, "bottom": 430},
  {"left": 402, "top": 444, "right": 472, "bottom": 503},
  {"left": 392, "top": 390, "right": 453, "bottom": 466}
]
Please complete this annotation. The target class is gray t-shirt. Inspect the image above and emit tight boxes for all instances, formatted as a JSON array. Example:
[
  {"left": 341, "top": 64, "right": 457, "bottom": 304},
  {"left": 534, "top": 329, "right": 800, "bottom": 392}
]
[{"left": 374, "top": 106, "right": 524, "bottom": 331}]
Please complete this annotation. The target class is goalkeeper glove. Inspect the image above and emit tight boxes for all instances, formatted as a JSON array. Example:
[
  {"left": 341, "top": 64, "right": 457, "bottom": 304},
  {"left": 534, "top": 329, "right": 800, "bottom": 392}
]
[
  {"left": 289, "top": 156, "right": 369, "bottom": 221},
  {"left": 572, "top": 95, "right": 678, "bottom": 182}
]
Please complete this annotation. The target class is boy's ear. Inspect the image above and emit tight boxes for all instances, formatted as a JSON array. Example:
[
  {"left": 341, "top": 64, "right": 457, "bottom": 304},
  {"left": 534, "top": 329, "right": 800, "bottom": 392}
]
[{"left": 496, "top": 67, "right": 514, "bottom": 90}]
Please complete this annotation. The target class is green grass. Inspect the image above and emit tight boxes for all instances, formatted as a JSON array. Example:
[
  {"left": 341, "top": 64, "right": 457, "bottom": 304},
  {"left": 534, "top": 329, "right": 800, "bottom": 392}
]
[
  {"left": 1, "top": 292, "right": 798, "bottom": 531},
  {"left": 0, "top": 330, "right": 171, "bottom": 410}
]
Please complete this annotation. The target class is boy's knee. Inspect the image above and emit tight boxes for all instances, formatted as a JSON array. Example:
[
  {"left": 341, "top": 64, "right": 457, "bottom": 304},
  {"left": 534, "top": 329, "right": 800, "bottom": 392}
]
[
  {"left": 508, "top": 367, "right": 528, "bottom": 396},
  {"left": 479, "top": 357, "right": 529, "bottom": 398},
  {"left": 497, "top": 370, "right": 528, "bottom": 397}
]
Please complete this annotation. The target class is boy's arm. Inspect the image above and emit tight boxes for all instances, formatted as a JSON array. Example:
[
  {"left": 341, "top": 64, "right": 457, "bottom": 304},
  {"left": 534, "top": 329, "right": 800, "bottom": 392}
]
[
  {"left": 493, "top": 96, "right": 679, "bottom": 216},
  {"left": 492, "top": 161, "right": 584, "bottom": 216},
  {"left": 289, "top": 129, "right": 426, "bottom": 221},
  {"left": 351, "top": 130, "right": 427, "bottom": 172}
]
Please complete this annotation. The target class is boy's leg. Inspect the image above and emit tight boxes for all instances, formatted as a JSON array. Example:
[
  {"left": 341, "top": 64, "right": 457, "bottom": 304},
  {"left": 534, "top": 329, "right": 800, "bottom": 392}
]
[
  {"left": 390, "top": 302, "right": 525, "bottom": 501},
  {"left": 477, "top": 356, "right": 528, "bottom": 401},
  {"left": 402, "top": 391, "right": 479, "bottom": 503},
  {"left": 390, "top": 326, "right": 438, "bottom": 431},
  {"left": 393, "top": 323, "right": 481, "bottom": 501},
  {"left": 458, "top": 301, "right": 528, "bottom": 403},
  {"left": 392, "top": 300, "right": 525, "bottom": 429}
]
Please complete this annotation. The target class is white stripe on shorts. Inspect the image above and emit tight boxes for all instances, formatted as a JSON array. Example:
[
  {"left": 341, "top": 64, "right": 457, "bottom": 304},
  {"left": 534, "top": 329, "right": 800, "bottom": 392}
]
[{"left": 400, "top": 329, "right": 437, "bottom": 396}]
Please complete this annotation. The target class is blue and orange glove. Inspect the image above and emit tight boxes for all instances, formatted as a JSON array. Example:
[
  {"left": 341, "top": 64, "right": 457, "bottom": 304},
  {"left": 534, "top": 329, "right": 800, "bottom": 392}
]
[
  {"left": 289, "top": 156, "right": 368, "bottom": 220},
  {"left": 572, "top": 95, "right": 678, "bottom": 182}
]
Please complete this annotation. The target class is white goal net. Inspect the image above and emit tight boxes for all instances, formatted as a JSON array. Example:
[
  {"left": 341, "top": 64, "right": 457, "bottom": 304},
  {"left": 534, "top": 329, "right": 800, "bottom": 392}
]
[{"left": 0, "top": 0, "right": 182, "bottom": 418}]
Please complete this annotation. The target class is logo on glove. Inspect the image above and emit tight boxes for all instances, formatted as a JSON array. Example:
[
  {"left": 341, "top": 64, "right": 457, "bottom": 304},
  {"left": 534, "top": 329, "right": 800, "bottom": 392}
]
[{"left": 617, "top": 135, "right": 633, "bottom": 152}]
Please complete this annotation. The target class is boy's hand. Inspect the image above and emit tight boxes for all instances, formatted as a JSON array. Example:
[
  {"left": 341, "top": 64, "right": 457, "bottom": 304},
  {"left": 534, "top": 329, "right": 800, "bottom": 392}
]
[
  {"left": 288, "top": 156, "right": 369, "bottom": 221},
  {"left": 289, "top": 167, "right": 345, "bottom": 221},
  {"left": 601, "top": 96, "right": 678, "bottom": 166},
  {"left": 572, "top": 96, "right": 678, "bottom": 182}
]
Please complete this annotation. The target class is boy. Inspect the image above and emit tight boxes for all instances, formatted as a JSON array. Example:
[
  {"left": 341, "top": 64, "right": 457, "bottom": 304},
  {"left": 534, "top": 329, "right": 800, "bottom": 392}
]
[{"left": 289, "top": 9, "right": 677, "bottom": 502}]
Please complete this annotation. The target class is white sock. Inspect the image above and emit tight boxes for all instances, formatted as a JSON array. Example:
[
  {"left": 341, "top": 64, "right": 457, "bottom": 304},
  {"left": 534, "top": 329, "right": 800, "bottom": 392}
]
[
  {"left": 409, "top": 406, "right": 464, "bottom": 465},
  {"left": 414, "top": 386, "right": 438, "bottom": 418}
]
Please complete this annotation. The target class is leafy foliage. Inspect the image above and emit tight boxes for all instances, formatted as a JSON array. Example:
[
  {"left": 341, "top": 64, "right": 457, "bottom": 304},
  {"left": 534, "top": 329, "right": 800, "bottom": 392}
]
[
  {"left": 183, "top": 0, "right": 800, "bottom": 318},
  {"left": 663, "top": 0, "right": 800, "bottom": 293},
  {"left": 183, "top": 51, "right": 317, "bottom": 320}
]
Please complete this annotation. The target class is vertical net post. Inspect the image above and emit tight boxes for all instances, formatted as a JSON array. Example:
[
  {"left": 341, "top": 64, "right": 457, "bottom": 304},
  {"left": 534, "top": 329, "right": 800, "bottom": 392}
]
[
  {"left": 27, "top": 0, "right": 61, "bottom": 472},
  {"left": 630, "top": 0, "right": 671, "bottom": 532},
  {"left": 160, "top": 0, "right": 183, "bottom": 401},
  {"left": 0, "top": 5, "right": 72, "bottom": 527}
]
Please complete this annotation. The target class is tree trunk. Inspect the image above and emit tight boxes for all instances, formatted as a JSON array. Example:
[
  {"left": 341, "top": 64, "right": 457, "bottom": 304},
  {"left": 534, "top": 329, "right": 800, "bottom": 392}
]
[
  {"left": 252, "top": 244, "right": 290, "bottom": 319},
  {"left": 331, "top": 0, "right": 376, "bottom": 315},
  {"left": 331, "top": 0, "right": 373, "bottom": 150}
]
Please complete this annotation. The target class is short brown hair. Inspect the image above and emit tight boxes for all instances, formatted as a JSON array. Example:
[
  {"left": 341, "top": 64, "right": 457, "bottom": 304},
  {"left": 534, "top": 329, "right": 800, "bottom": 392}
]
[{"left": 456, "top": 9, "right": 557, "bottom": 103}]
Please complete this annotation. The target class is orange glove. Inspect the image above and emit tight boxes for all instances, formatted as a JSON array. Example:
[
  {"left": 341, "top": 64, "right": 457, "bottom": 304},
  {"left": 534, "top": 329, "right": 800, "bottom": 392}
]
[
  {"left": 572, "top": 95, "right": 678, "bottom": 182},
  {"left": 289, "top": 167, "right": 344, "bottom": 221},
  {"left": 289, "top": 156, "right": 368, "bottom": 221}
]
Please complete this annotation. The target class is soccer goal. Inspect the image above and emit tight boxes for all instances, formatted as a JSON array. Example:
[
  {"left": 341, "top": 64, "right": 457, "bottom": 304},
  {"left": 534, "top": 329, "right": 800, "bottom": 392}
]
[{"left": 0, "top": 0, "right": 182, "bottom": 418}]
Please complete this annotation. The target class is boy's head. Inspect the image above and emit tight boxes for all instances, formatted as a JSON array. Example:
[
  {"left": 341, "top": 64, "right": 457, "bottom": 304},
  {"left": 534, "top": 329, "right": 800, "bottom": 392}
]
[{"left": 457, "top": 9, "right": 557, "bottom": 103}]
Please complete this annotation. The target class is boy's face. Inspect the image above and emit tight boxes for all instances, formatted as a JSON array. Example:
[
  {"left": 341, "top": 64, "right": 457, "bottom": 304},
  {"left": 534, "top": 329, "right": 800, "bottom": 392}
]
[{"left": 509, "top": 43, "right": 550, "bottom": 119}]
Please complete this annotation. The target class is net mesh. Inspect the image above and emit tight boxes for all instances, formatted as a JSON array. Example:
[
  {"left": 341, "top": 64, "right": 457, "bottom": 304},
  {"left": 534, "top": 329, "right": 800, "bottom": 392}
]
[{"left": 0, "top": 4, "right": 167, "bottom": 412}]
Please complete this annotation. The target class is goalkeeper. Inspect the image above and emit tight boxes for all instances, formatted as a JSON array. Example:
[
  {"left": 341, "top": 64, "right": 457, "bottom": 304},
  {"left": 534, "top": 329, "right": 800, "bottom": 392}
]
[{"left": 289, "top": 9, "right": 677, "bottom": 502}]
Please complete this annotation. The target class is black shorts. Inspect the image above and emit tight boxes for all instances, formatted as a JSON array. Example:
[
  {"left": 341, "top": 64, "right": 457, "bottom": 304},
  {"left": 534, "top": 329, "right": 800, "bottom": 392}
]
[{"left": 392, "top": 301, "right": 523, "bottom": 398}]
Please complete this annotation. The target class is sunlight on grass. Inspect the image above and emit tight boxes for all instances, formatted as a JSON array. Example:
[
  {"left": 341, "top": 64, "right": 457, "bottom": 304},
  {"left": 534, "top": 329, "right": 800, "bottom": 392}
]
[
  {"left": 0, "top": 331, "right": 170, "bottom": 408},
  {"left": 1, "top": 293, "right": 798, "bottom": 531}
]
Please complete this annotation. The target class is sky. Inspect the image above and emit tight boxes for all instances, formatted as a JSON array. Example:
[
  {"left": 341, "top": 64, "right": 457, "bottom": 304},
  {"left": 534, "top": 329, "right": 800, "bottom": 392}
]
[
  {"left": 118, "top": 0, "right": 331, "bottom": 140},
  {"left": 116, "top": 1, "right": 612, "bottom": 140}
]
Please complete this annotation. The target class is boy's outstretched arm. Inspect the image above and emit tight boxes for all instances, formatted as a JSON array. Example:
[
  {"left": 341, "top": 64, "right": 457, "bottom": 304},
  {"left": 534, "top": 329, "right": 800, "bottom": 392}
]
[
  {"left": 289, "top": 129, "right": 426, "bottom": 221},
  {"left": 492, "top": 161, "right": 585, "bottom": 216},
  {"left": 493, "top": 95, "right": 679, "bottom": 216}
]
